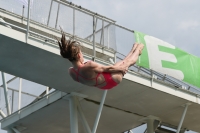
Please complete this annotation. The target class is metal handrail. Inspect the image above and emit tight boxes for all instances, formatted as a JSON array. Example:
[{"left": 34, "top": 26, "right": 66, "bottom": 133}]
[{"left": 1, "top": 19, "right": 200, "bottom": 95}]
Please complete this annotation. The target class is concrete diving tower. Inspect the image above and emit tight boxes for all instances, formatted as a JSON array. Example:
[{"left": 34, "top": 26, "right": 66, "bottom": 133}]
[{"left": 1, "top": 6, "right": 200, "bottom": 133}]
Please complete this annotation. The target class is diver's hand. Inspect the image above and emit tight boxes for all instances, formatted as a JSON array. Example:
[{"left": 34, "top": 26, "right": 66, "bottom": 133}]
[{"left": 119, "top": 66, "right": 128, "bottom": 76}]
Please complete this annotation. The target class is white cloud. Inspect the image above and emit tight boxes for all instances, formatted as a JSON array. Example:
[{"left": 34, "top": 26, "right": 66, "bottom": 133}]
[{"left": 178, "top": 20, "right": 200, "bottom": 30}]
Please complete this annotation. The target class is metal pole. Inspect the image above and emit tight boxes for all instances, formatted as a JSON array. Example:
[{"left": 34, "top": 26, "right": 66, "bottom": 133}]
[
  {"left": 107, "top": 25, "right": 109, "bottom": 48},
  {"left": 0, "top": 77, "right": 18, "bottom": 88},
  {"left": 26, "top": 0, "right": 31, "bottom": 43},
  {"left": 0, "top": 110, "right": 6, "bottom": 118},
  {"left": 22, "top": 5, "right": 25, "bottom": 18},
  {"left": 93, "top": 15, "right": 96, "bottom": 61},
  {"left": 85, "top": 23, "right": 111, "bottom": 40},
  {"left": 46, "top": 87, "right": 49, "bottom": 99},
  {"left": 92, "top": 90, "right": 107, "bottom": 133},
  {"left": 114, "top": 52, "right": 117, "bottom": 63},
  {"left": 147, "top": 119, "right": 154, "bottom": 133},
  {"left": 69, "top": 96, "right": 78, "bottom": 133},
  {"left": 73, "top": 8, "right": 75, "bottom": 37},
  {"left": 76, "top": 98, "right": 92, "bottom": 133},
  {"left": 176, "top": 103, "right": 190, "bottom": 133},
  {"left": 1, "top": 72, "right": 11, "bottom": 115},
  {"left": 46, "top": 87, "right": 49, "bottom": 95},
  {"left": 18, "top": 78, "right": 22, "bottom": 110},
  {"left": 100, "top": 19, "right": 104, "bottom": 46},
  {"left": 11, "top": 90, "right": 14, "bottom": 113},
  {"left": 47, "top": 0, "right": 53, "bottom": 26},
  {"left": 55, "top": 3, "right": 60, "bottom": 29}
]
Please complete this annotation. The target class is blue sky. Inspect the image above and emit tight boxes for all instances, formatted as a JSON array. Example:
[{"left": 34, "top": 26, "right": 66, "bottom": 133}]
[{"left": 70, "top": 0, "right": 200, "bottom": 57}]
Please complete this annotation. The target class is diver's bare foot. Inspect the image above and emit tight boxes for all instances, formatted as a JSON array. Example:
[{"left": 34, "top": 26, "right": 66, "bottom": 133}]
[
  {"left": 131, "top": 43, "right": 139, "bottom": 53},
  {"left": 136, "top": 43, "right": 144, "bottom": 55}
]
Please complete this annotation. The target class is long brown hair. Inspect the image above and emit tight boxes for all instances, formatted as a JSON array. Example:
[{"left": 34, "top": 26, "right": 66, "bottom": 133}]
[{"left": 57, "top": 29, "right": 81, "bottom": 62}]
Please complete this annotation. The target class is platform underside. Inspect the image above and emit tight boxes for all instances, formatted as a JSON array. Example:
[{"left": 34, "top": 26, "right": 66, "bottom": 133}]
[{"left": 4, "top": 97, "right": 143, "bottom": 133}]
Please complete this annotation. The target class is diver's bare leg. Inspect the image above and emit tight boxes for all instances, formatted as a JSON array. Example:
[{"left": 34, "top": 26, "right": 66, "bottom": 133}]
[
  {"left": 114, "top": 43, "right": 139, "bottom": 66},
  {"left": 114, "top": 44, "right": 143, "bottom": 68}
]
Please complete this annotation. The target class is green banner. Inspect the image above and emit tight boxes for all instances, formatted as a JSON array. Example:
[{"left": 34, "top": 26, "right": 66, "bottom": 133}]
[{"left": 135, "top": 31, "right": 200, "bottom": 88}]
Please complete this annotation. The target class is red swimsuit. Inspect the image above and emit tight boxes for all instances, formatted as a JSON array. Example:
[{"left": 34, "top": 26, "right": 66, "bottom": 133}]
[{"left": 71, "top": 62, "right": 118, "bottom": 90}]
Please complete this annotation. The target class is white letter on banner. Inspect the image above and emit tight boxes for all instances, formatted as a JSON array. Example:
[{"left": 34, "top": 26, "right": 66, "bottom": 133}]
[{"left": 144, "top": 35, "right": 184, "bottom": 80}]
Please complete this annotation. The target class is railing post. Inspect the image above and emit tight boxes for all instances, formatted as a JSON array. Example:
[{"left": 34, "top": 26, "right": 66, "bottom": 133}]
[
  {"left": 93, "top": 15, "right": 96, "bottom": 61},
  {"left": 73, "top": 8, "right": 75, "bottom": 37},
  {"left": 100, "top": 18, "right": 105, "bottom": 46},
  {"left": 26, "top": 0, "right": 31, "bottom": 43},
  {"left": 47, "top": 0, "right": 53, "bottom": 26},
  {"left": 22, "top": 5, "right": 25, "bottom": 21},
  {"left": 107, "top": 24, "right": 109, "bottom": 48},
  {"left": 55, "top": 3, "right": 60, "bottom": 29}
]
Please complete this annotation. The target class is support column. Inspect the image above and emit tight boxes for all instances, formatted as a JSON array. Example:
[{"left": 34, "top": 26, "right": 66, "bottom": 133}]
[
  {"left": 63, "top": 92, "right": 90, "bottom": 133},
  {"left": 1, "top": 72, "right": 11, "bottom": 115},
  {"left": 140, "top": 115, "right": 161, "bottom": 133},
  {"left": 18, "top": 78, "right": 22, "bottom": 111},
  {"left": 76, "top": 98, "right": 92, "bottom": 133},
  {"left": 69, "top": 95, "right": 78, "bottom": 133},
  {"left": 176, "top": 103, "right": 191, "bottom": 133},
  {"left": 92, "top": 90, "right": 107, "bottom": 133},
  {"left": 147, "top": 119, "right": 154, "bottom": 133},
  {"left": 180, "top": 128, "right": 187, "bottom": 133}
]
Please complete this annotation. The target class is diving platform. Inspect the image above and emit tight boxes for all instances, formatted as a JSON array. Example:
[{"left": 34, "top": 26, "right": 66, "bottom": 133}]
[{"left": 1, "top": 2, "right": 200, "bottom": 133}]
